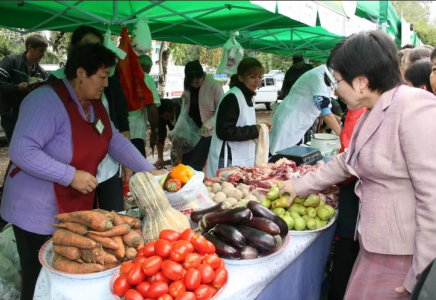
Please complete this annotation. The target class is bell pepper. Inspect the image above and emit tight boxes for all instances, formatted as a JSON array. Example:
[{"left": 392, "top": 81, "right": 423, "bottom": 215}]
[
  {"left": 170, "top": 164, "right": 194, "bottom": 184},
  {"left": 165, "top": 178, "right": 182, "bottom": 192}
]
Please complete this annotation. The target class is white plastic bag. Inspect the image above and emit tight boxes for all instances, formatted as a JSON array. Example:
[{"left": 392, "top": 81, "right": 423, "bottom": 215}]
[
  {"left": 216, "top": 32, "right": 244, "bottom": 75},
  {"left": 104, "top": 29, "right": 127, "bottom": 60},
  {"left": 132, "top": 17, "right": 152, "bottom": 54},
  {"left": 0, "top": 225, "right": 20, "bottom": 272},
  {"left": 168, "top": 101, "right": 201, "bottom": 156}
]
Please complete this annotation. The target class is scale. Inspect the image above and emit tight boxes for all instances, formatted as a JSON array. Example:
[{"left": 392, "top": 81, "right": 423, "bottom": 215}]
[{"left": 269, "top": 146, "right": 322, "bottom": 166}]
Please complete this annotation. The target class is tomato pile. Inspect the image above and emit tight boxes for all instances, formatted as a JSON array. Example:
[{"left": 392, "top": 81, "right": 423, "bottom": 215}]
[{"left": 113, "top": 229, "right": 228, "bottom": 300}]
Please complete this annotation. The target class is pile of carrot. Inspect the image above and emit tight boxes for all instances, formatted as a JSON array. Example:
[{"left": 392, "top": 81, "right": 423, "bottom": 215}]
[{"left": 50, "top": 209, "right": 144, "bottom": 274}]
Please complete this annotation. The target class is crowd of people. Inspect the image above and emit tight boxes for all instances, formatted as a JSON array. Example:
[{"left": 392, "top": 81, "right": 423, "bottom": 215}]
[{"left": 0, "top": 26, "right": 435, "bottom": 300}]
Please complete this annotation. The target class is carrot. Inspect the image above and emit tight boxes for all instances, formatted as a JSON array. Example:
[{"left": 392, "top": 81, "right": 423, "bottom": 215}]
[
  {"left": 111, "top": 236, "right": 125, "bottom": 258},
  {"left": 122, "top": 231, "right": 141, "bottom": 248},
  {"left": 87, "top": 224, "right": 131, "bottom": 237},
  {"left": 53, "top": 254, "right": 104, "bottom": 274},
  {"left": 125, "top": 247, "right": 137, "bottom": 260},
  {"left": 52, "top": 245, "right": 81, "bottom": 261},
  {"left": 80, "top": 247, "right": 104, "bottom": 264},
  {"left": 53, "top": 229, "right": 98, "bottom": 249},
  {"left": 54, "top": 211, "right": 113, "bottom": 231},
  {"left": 86, "top": 233, "right": 119, "bottom": 250},
  {"left": 104, "top": 248, "right": 118, "bottom": 257},
  {"left": 50, "top": 222, "right": 88, "bottom": 235},
  {"left": 120, "top": 215, "right": 141, "bottom": 229},
  {"left": 111, "top": 211, "right": 125, "bottom": 226},
  {"left": 103, "top": 250, "right": 118, "bottom": 263},
  {"left": 104, "top": 262, "right": 119, "bottom": 270},
  {"left": 133, "top": 228, "right": 144, "bottom": 249},
  {"left": 93, "top": 209, "right": 114, "bottom": 223}
]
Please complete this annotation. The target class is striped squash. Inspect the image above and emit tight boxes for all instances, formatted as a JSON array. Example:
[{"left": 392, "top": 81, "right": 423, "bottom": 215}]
[{"left": 130, "top": 172, "right": 190, "bottom": 243}]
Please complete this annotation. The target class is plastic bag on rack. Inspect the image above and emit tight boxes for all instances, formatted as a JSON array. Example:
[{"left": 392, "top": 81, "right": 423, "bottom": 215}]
[
  {"left": 168, "top": 101, "right": 201, "bottom": 156},
  {"left": 132, "top": 17, "right": 152, "bottom": 54},
  {"left": 216, "top": 32, "right": 244, "bottom": 75},
  {"left": 0, "top": 251, "right": 21, "bottom": 299},
  {"left": 0, "top": 225, "right": 20, "bottom": 272},
  {"left": 103, "top": 28, "right": 126, "bottom": 60}
]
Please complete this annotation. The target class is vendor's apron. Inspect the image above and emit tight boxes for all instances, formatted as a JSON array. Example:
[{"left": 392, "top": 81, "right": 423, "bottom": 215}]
[
  {"left": 7, "top": 80, "right": 112, "bottom": 213},
  {"left": 206, "top": 87, "right": 256, "bottom": 177}
]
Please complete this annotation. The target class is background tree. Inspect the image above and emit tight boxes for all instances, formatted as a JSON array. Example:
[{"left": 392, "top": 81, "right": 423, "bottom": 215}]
[{"left": 158, "top": 41, "right": 171, "bottom": 98}]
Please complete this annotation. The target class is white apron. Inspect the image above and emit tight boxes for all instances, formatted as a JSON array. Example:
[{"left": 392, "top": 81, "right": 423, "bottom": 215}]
[
  {"left": 206, "top": 87, "right": 256, "bottom": 177},
  {"left": 269, "top": 65, "right": 330, "bottom": 154}
]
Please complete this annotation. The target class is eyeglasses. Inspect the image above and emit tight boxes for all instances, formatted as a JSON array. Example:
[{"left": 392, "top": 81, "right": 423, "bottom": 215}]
[{"left": 324, "top": 65, "right": 343, "bottom": 90}]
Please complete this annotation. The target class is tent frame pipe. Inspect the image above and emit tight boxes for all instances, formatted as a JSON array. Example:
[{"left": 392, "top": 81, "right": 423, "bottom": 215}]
[
  {"left": 34, "top": 21, "right": 102, "bottom": 32},
  {"left": 291, "top": 36, "right": 325, "bottom": 51},
  {"left": 235, "top": 15, "right": 286, "bottom": 32},
  {"left": 54, "top": 1, "right": 111, "bottom": 24},
  {"left": 152, "top": 20, "right": 217, "bottom": 34},
  {"left": 113, "top": 1, "right": 118, "bottom": 23},
  {"left": 264, "top": 29, "right": 289, "bottom": 49},
  {"left": 293, "top": 36, "right": 342, "bottom": 51},
  {"left": 290, "top": 30, "right": 293, "bottom": 51},
  {"left": 117, "top": 1, "right": 164, "bottom": 24},
  {"left": 182, "top": 36, "right": 204, "bottom": 47},
  {"left": 292, "top": 28, "right": 340, "bottom": 39},
  {"left": 293, "top": 31, "right": 322, "bottom": 52},
  {"left": 238, "top": 28, "right": 290, "bottom": 43},
  {"left": 22, "top": 2, "right": 94, "bottom": 25}
]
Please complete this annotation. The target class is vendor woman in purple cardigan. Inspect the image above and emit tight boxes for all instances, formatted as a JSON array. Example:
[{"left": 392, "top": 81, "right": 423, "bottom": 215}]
[{"left": 0, "top": 43, "right": 164, "bottom": 300}]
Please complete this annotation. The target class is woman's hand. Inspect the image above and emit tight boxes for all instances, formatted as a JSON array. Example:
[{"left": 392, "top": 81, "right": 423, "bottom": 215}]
[
  {"left": 256, "top": 123, "right": 273, "bottom": 132},
  {"left": 150, "top": 169, "right": 166, "bottom": 176},
  {"left": 70, "top": 170, "right": 98, "bottom": 194},
  {"left": 279, "top": 180, "right": 298, "bottom": 206},
  {"left": 395, "top": 286, "right": 409, "bottom": 294},
  {"left": 122, "top": 166, "right": 133, "bottom": 184}
]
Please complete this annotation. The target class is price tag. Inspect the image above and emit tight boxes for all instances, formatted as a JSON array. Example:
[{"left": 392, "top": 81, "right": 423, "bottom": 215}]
[{"left": 94, "top": 117, "right": 105, "bottom": 136}]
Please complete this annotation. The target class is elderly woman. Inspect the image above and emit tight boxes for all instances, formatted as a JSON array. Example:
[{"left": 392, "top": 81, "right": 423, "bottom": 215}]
[
  {"left": 279, "top": 31, "right": 436, "bottom": 299},
  {"left": 0, "top": 43, "right": 164, "bottom": 300}
]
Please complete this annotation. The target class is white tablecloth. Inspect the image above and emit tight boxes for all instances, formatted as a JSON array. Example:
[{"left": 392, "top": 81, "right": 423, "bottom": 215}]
[{"left": 33, "top": 232, "right": 322, "bottom": 300}]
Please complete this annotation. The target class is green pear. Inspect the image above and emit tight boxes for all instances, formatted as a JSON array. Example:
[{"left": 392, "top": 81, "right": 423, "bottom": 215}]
[
  {"left": 273, "top": 207, "right": 286, "bottom": 216},
  {"left": 303, "top": 194, "right": 320, "bottom": 208},
  {"left": 319, "top": 199, "right": 326, "bottom": 207},
  {"left": 289, "top": 203, "right": 307, "bottom": 216},
  {"left": 266, "top": 187, "right": 280, "bottom": 201},
  {"left": 273, "top": 195, "right": 290, "bottom": 208},
  {"left": 315, "top": 216, "right": 321, "bottom": 221},
  {"left": 306, "top": 218, "right": 317, "bottom": 230},
  {"left": 324, "top": 205, "right": 336, "bottom": 218},
  {"left": 293, "top": 196, "right": 305, "bottom": 204},
  {"left": 290, "top": 212, "right": 302, "bottom": 220},
  {"left": 315, "top": 218, "right": 324, "bottom": 229},
  {"left": 307, "top": 207, "right": 317, "bottom": 218},
  {"left": 294, "top": 218, "right": 306, "bottom": 231},
  {"left": 302, "top": 215, "right": 311, "bottom": 223},
  {"left": 260, "top": 198, "right": 272, "bottom": 209},
  {"left": 317, "top": 207, "right": 330, "bottom": 221},
  {"left": 280, "top": 215, "right": 295, "bottom": 230},
  {"left": 285, "top": 211, "right": 291, "bottom": 217}
]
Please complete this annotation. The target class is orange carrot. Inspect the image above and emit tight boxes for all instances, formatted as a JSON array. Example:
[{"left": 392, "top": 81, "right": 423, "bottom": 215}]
[
  {"left": 86, "top": 233, "right": 119, "bottom": 250},
  {"left": 104, "top": 262, "right": 119, "bottom": 270},
  {"left": 50, "top": 222, "right": 88, "bottom": 235},
  {"left": 80, "top": 247, "right": 104, "bottom": 264},
  {"left": 54, "top": 211, "right": 113, "bottom": 231},
  {"left": 111, "top": 211, "right": 125, "bottom": 226},
  {"left": 53, "top": 254, "right": 104, "bottom": 274},
  {"left": 120, "top": 215, "right": 141, "bottom": 229},
  {"left": 125, "top": 247, "right": 137, "bottom": 260},
  {"left": 103, "top": 250, "right": 118, "bottom": 263},
  {"left": 122, "top": 231, "right": 141, "bottom": 248},
  {"left": 93, "top": 209, "right": 114, "bottom": 223},
  {"left": 52, "top": 245, "right": 81, "bottom": 260},
  {"left": 111, "top": 236, "right": 125, "bottom": 258},
  {"left": 133, "top": 228, "right": 144, "bottom": 249},
  {"left": 87, "top": 224, "right": 131, "bottom": 237},
  {"left": 53, "top": 229, "right": 98, "bottom": 249}
]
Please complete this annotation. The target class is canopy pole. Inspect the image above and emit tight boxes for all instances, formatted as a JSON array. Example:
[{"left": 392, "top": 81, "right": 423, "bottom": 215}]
[
  {"left": 265, "top": 29, "right": 289, "bottom": 49},
  {"left": 235, "top": 15, "right": 285, "bottom": 32},
  {"left": 290, "top": 30, "right": 293, "bottom": 51},
  {"left": 113, "top": 1, "right": 118, "bottom": 23},
  {"left": 182, "top": 36, "right": 204, "bottom": 47},
  {"left": 238, "top": 28, "right": 290, "bottom": 43},
  {"left": 55, "top": 0, "right": 111, "bottom": 24}
]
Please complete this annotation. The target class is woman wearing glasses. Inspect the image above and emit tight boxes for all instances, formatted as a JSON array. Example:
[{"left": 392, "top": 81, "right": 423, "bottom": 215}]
[
  {"left": 279, "top": 31, "right": 436, "bottom": 299},
  {"left": 269, "top": 65, "right": 342, "bottom": 155}
]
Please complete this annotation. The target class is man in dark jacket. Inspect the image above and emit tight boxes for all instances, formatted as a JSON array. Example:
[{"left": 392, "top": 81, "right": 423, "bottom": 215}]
[
  {"left": 281, "top": 52, "right": 313, "bottom": 98},
  {"left": 0, "top": 34, "right": 48, "bottom": 142}
]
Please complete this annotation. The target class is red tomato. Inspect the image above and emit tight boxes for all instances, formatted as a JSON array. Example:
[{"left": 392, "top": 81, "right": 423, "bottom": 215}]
[
  {"left": 184, "top": 268, "right": 201, "bottom": 291},
  {"left": 190, "top": 234, "right": 209, "bottom": 255},
  {"left": 183, "top": 253, "right": 202, "bottom": 270},
  {"left": 155, "top": 239, "right": 172, "bottom": 258},
  {"left": 196, "top": 265, "right": 214, "bottom": 284},
  {"left": 158, "top": 294, "right": 174, "bottom": 300},
  {"left": 180, "top": 268, "right": 187, "bottom": 282},
  {"left": 202, "top": 255, "right": 221, "bottom": 270},
  {"left": 205, "top": 241, "right": 215, "bottom": 254},
  {"left": 142, "top": 256, "right": 163, "bottom": 276},
  {"left": 216, "top": 260, "right": 225, "bottom": 271},
  {"left": 161, "top": 260, "right": 184, "bottom": 281},
  {"left": 159, "top": 229, "right": 181, "bottom": 242},
  {"left": 169, "top": 280, "right": 186, "bottom": 298},
  {"left": 176, "top": 240, "right": 194, "bottom": 253},
  {"left": 149, "top": 271, "right": 170, "bottom": 284},
  {"left": 180, "top": 229, "right": 196, "bottom": 242},
  {"left": 120, "top": 262, "right": 135, "bottom": 275},
  {"left": 132, "top": 256, "right": 147, "bottom": 265},
  {"left": 127, "top": 263, "right": 147, "bottom": 285},
  {"left": 170, "top": 242, "right": 192, "bottom": 262},
  {"left": 175, "top": 291, "right": 197, "bottom": 300},
  {"left": 194, "top": 284, "right": 217, "bottom": 300},
  {"left": 136, "top": 281, "right": 152, "bottom": 297},
  {"left": 113, "top": 274, "right": 131, "bottom": 296},
  {"left": 146, "top": 282, "right": 169, "bottom": 299},
  {"left": 143, "top": 241, "right": 157, "bottom": 258},
  {"left": 137, "top": 247, "right": 144, "bottom": 257},
  {"left": 124, "top": 289, "right": 145, "bottom": 300},
  {"left": 211, "top": 268, "right": 228, "bottom": 288}
]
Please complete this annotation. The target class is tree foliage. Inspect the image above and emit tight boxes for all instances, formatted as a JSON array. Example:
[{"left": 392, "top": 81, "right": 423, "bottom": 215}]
[{"left": 169, "top": 43, "right": 222, "bottom": 68}]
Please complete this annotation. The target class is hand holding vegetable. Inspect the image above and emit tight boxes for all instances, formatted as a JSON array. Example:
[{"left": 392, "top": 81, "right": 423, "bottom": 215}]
[
  {"left": 70, "top": 170, "right": 98, "bottom": 194},
  {"left": 278, "top": 180, "right": 297, "bottom": 207}
]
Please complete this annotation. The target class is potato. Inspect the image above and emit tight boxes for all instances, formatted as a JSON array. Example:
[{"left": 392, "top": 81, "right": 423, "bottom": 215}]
[
  {"left": 221, "top": 182, "right": 234, "bottom": 189},
  {"left": 212, "top": 183, "right": 222, "bottom": 194},
  {"left": 226, "top": 197, "right": 238, "bottom": 206},
  {"left": 207, "top": 187, "right": 212, "bottom": 192},
  {"left": 245, "top": 194, "right": 258, "bottom": 202},
  {"left": 214, "top": 192, "right": 227, "bottom": 203},
  {"left": 240, "top": 188, "right": 249, "bottom": 198},
  {"left": 233, "top": 199, "right": 249, "bottom": 208},
  {"left": 209, "top": 192, "right": 216, "bottom": 200},
  {"left": 221, "top": 187, "right": 243, "bottom": 200},
  {"left": 237, "top": 184, "right": 249, "bottom": 191}
]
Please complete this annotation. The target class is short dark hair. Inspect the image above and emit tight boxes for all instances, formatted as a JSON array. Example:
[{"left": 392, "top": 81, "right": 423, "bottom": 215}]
[
  {"left": 158, "top": 99, "right": 176, "bottom": 115},
  {"left": 65, "top": 43, "right": 117, "bottom": 80},
  {"left": 229, "top": 74, "right": 239, "bottom": 88},
  {"left": 25, "top": 34, "right": 48, "bottom": 50},
  {"left": 237, "top": 57, "right": 264, "bottom": 77},
  {"left": 405, "top": 46, "right": 432, "bottom": 67},
  {"left": 293, "top": 52, "right": 304, "bottom": 64},
  {"left": 184, "top": 60, "right": 204, "bottom": 90},
  {"left": 404, "top": 58, "right": 432, "bottom": 91},
  {"left": 71, "top": 26, "right": 103, "bottom": 46},
  {"left": 400, "top": 44, "right": 415, "bottom": 50},
  {"left": 327, "top": 31, "right": 402, "bottom": 94}
]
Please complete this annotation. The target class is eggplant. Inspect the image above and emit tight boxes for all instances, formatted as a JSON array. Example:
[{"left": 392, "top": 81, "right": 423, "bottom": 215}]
[
  {"left": 203, "top": 232, "right": 241, "bottom": 259},
  {"left": 190, "top": 202, "right": 232, "bottom": 223},
  {"left": 235, "top": 226, "right": 276, "bottom": 251},
  {"left": 245, "top": 217, "right": 280, "bottom": 236},
  {"left": 241, "top": 245, "right": 258, "bottom": 260},
  {"left": 258, "top": 235, "right": 283, "bottom": 256},
  {"left": 212, "top": 224, "right": 246, "bottom": 248},
  {"left": 247, "top": 201, "right": 288, "bottom": 240},
  {"left": 200, "top": 207, "right": 252, "bottom": 229}
]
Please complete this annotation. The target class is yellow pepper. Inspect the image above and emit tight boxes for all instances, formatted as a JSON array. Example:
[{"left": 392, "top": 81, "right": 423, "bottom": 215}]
[{"left": 170, "top": 164, "right": 194, "bottom": 184}]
